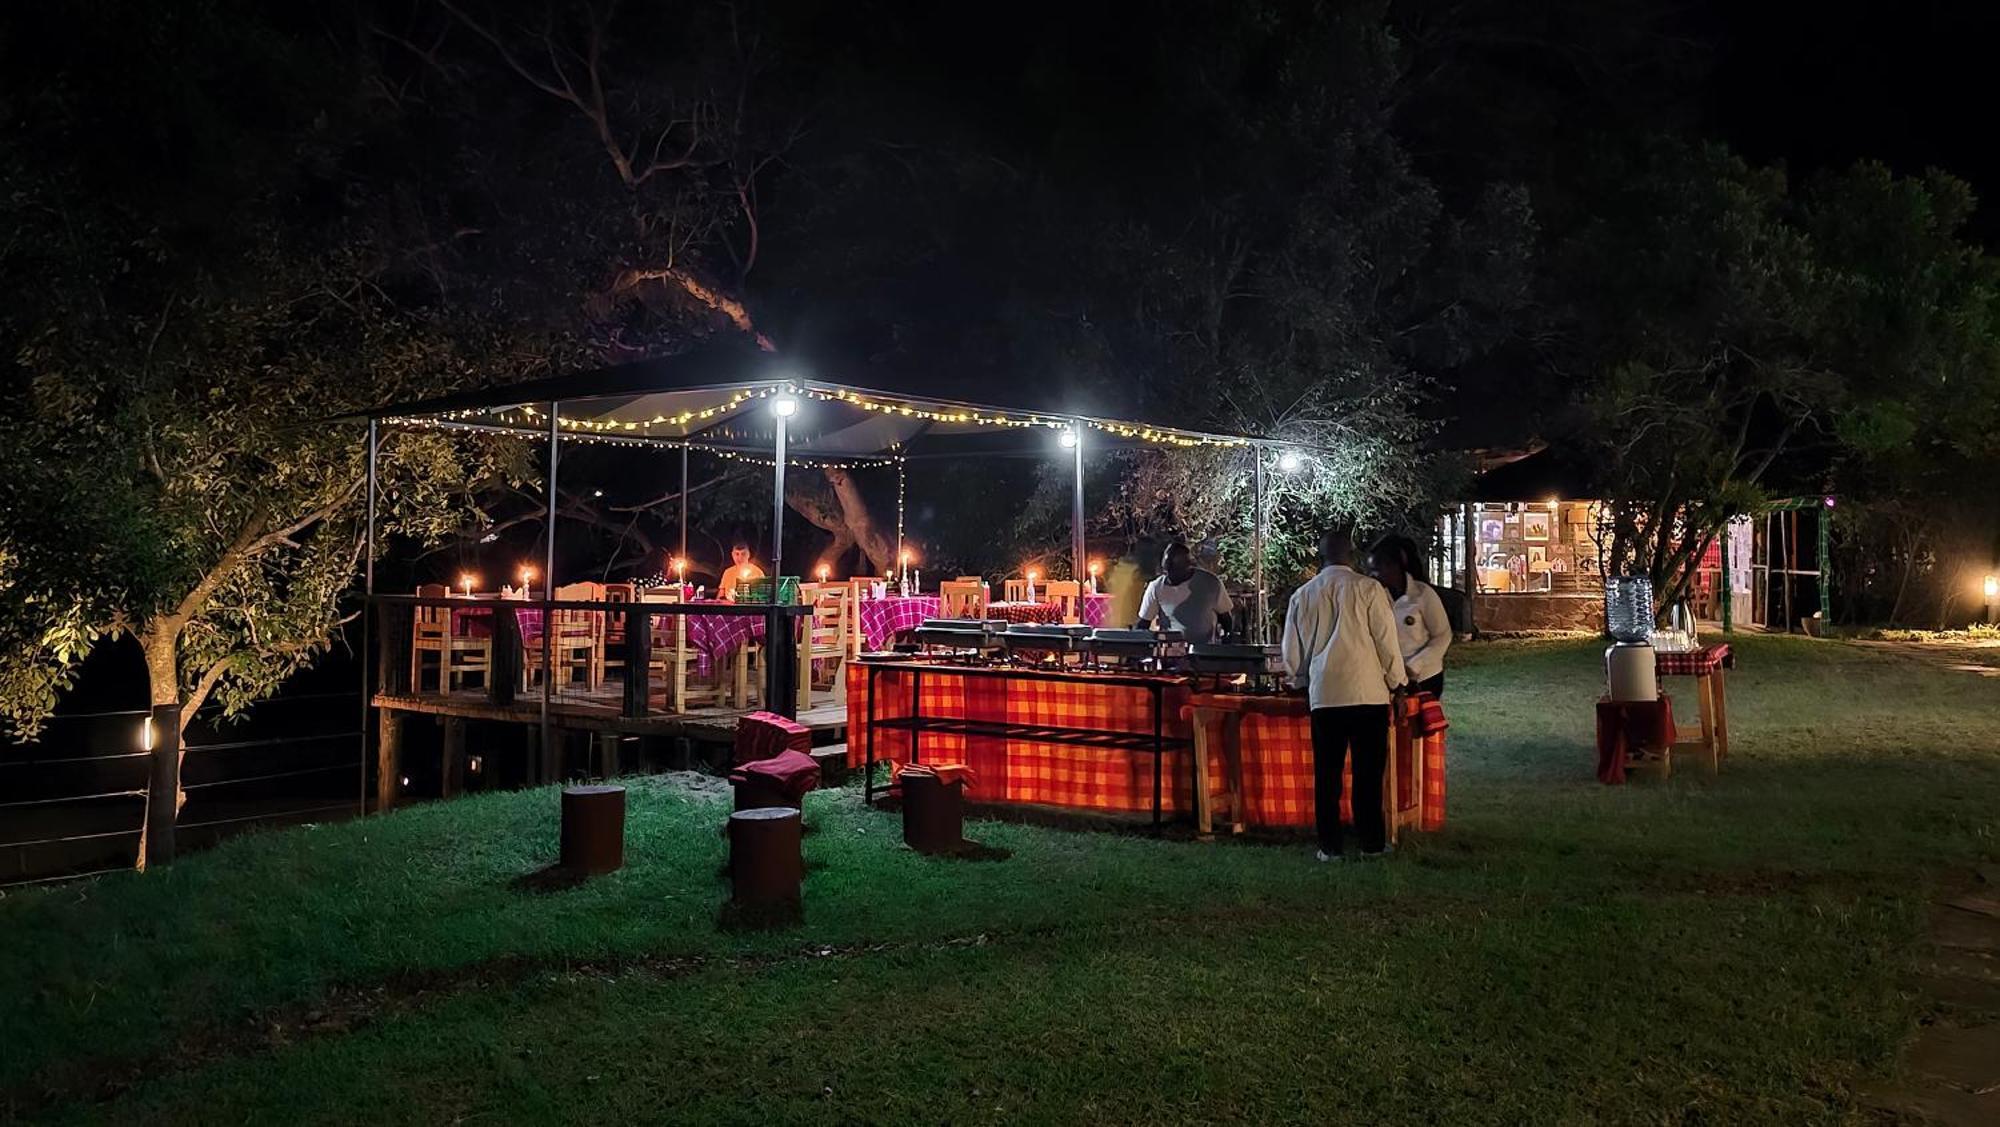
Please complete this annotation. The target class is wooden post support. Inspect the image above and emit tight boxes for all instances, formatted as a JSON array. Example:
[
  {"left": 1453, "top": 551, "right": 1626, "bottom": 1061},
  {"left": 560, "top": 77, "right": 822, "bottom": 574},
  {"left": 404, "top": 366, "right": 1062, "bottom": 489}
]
[
  {"left": 765, "top": 608, "right": 799, "bottom": 719},
  {"left": 376, "top": 708, "right": 404, "bottom": 812},
  {"left": 594, "top": 732, "right": 622, "bottom": 780},
  {"left": 440, "top": 716, "right": 466, "bottom": 798},
  {"left": 559, "top": 784, "right": 626, "bottom": 875},
  {"left": 376, "top": 601, "right": 409, "bottom": 696},
  {"left": 621, "top": 604, "right": 651, "bottom": 718},
  {"left": 490, "top": 603, "right": 519, "bottom": 706},
  {"left": 729, "top": 807, "right": 803, "bottom": 908}
]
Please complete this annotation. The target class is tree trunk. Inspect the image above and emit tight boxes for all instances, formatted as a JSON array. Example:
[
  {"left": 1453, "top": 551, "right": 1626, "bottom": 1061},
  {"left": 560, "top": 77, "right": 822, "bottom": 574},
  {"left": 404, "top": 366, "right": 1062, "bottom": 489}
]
[{"left": 784, "top": 468, "right": 898, "bottom": 574}]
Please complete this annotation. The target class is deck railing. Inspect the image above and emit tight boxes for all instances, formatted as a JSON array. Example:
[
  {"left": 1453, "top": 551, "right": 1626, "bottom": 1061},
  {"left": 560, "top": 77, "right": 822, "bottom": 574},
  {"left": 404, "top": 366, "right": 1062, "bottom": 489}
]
[{"left": 368, "top": 595, "right": 814, "bottom": 721}]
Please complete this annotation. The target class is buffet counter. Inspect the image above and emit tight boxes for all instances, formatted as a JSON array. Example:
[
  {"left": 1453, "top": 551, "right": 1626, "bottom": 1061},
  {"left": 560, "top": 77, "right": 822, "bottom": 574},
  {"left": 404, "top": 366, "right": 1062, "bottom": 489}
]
[{"left": 844, "top": 658, "right": 1445, "bottom": 833}]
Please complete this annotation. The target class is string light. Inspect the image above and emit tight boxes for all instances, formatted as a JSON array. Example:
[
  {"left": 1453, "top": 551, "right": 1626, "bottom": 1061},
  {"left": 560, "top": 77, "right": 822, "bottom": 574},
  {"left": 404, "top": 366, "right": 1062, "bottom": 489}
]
[{"left": 386, "top": 381, "right": 1254, "bottom": 449}]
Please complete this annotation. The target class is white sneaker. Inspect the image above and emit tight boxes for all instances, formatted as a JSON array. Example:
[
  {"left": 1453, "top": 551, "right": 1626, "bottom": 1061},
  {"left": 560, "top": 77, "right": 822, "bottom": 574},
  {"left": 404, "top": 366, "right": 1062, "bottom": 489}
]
[
  {"left": 1314, "top": 849, "right": 1343, "bottom": 863},
  {"left": 1359, "top": 844, "right": 1395, "bottom": 860}
]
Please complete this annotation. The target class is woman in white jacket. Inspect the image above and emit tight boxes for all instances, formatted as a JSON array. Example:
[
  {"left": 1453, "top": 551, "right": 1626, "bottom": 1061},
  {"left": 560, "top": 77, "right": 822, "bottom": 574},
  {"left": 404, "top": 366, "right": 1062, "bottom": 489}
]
[{"left": 1368, "top": 536, "right": 1451, "bottom": 698}]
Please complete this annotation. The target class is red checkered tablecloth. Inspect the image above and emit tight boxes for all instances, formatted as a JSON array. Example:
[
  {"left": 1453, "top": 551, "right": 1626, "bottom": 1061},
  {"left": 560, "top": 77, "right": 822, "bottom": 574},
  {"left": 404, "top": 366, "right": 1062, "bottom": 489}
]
[
  {"left": 1654, "top": 643, "right": 1731, "bottom": 677},
  {"left": 1181, "top": 693, "right": 1445, "bottom": 830},
  {"left": 846, "top": 664, "right": 1443, "bottom": 831}
]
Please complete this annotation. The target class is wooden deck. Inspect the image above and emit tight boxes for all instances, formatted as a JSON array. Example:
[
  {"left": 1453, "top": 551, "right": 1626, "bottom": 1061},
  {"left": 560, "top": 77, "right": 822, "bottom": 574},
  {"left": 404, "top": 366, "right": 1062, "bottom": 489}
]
[{"left": 373, "top": 684, "right": 850, "bottom": 741}]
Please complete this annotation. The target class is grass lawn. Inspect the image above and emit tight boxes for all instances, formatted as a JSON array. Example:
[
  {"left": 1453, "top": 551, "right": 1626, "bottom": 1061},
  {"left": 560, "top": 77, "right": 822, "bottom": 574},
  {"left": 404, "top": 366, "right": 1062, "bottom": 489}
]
[{"left": 3, "top": 635, "right": 1996, "bottom": 1123}]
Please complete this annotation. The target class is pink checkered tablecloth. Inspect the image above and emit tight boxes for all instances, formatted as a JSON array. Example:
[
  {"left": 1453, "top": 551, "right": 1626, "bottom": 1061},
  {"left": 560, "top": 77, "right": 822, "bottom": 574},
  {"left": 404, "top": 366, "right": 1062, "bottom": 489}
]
[
  {"left": 452, "top": 604, "right": 765, "bottom": 674},
  {"left": 1655, "top": 643, "right": 1731, "bottom": 677},
  {"left": 854, "top": 594, "right": 1111, "bottom": 650}
]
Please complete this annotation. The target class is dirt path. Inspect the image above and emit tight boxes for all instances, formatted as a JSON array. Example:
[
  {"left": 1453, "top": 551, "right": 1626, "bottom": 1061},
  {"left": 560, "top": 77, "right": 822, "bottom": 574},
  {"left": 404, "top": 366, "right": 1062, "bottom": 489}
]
[
  {"left": 1851, "top": 638, "right": 2000, "bottom": 679},
  {"left": 1861, "top": 868, "right": 2000, "bottom": 1123}
]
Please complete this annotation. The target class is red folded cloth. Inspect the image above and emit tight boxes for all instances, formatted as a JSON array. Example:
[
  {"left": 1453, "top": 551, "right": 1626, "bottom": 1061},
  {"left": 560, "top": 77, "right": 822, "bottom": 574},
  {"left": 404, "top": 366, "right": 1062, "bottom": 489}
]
[
  {"left": 893, "top": 760, "right": 978, "bottom": 793},
  {"left": 732, "top": 710, "right": 812, "bottom": 766},
  {"left": 1594, "top": 696, "right": 1676, "bottom": 784},
  {"left": 728, "top": 749, "right": 822, "bottom": 801}
]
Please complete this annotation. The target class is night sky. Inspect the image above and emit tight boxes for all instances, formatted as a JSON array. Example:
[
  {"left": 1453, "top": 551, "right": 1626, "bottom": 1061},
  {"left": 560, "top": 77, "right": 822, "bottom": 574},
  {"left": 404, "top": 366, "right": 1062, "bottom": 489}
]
[{"left": 1699, "top": 0, "right": 1999, "bottom": 233}]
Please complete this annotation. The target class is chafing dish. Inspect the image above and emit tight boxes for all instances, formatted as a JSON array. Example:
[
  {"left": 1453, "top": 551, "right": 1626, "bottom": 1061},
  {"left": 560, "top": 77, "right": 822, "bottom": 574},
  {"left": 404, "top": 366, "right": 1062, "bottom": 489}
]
[
  {"left": 1085, "top": 627, "right": 1187, "bottom": 668},
  {"left": 1000, "top": 623, "right": 1093, "bottom": 662},
  {"left": 912, "top": 618, "right": 1008, "bottom": 658},
  {"left": 1187, "top": 642, "right": 1289, "bottom": 690}
]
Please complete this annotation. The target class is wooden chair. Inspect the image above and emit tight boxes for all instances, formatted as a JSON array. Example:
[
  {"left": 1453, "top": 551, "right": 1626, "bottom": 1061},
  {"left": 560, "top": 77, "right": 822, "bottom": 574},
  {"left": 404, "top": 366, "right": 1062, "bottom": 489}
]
[
  {"left": 523, "top": 582, "right": 604, "bottom": 695},
  {"left": 410, "top": 583, "right": 491, "bottom": 694},
  {"left": 940, "top": 579, "right": 988, "bottom": 619},
  {"left": 848, "top": 578, "right": 871, "bottom": 659},
  {"left": 1002, "top": 578, "right": 1032, "bottom": 603},
  {"left": 1044, "top": 580, "right": 1083, "bottom": 624},
  {"left": 640, "top": 588, "right": 726, "bottom": 714},
  {"left": 797, "top": 582, "right": 853, "bottom": 709}
]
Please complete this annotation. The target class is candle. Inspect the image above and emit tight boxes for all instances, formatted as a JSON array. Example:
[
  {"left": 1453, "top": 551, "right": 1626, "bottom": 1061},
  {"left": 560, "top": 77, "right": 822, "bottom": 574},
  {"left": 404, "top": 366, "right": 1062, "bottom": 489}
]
[
  {"left": 1088, "top": 559, "right": 1101, "bottom": 595},
  {"left": 459, "top": 573, "right": 475, "bottom": 598},
  {"left": 913, "top": 568, "right": 920, "bottom": 593},
  {"left": 899, "top": 550, "right": 912, "bottom": 589},
  {"left": 1026, "top": 569, "right": 1039, "bottom": 603},
  {"left": 817, "top": 564, "right": 831, "bottom": 583}
]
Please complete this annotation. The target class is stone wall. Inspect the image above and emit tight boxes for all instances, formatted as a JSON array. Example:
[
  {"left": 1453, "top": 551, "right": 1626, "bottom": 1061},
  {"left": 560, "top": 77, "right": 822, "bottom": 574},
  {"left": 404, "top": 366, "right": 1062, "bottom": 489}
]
[{"left": 1472, "top": 593, "right": 1603, "bottom": 635}]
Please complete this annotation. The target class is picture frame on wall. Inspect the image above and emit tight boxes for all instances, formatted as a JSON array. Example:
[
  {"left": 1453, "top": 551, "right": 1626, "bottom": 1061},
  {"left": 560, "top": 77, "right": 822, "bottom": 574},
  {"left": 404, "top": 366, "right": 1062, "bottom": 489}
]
[
  {"left": 1522, "top": 511, "right": 1552, "bottom": 541},
  {"left": 1479, "top": 518, "right": 1506, "bottom": 543},
  {"left": 1527, "top": 545, "right": 1549, "bottom": 571}
]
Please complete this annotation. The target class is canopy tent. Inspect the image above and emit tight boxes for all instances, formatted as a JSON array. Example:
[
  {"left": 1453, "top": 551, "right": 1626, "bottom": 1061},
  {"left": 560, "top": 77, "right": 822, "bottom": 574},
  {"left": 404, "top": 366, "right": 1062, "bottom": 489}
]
[{"left": 358, "top": 340, "right": 1310, "bottom": 638}]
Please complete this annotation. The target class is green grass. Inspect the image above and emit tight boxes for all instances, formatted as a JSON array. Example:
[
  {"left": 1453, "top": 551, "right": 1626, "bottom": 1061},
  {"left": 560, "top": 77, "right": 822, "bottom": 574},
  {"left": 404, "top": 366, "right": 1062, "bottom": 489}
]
[{"left": 4, "top": 635, "right": 1997, "bottom": 1123}]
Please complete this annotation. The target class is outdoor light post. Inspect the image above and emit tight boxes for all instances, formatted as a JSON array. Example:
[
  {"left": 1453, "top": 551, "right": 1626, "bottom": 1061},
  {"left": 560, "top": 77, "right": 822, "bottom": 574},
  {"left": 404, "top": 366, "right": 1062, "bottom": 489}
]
[
  {"left": 1066, "top": 421, "right": 1085, "bottom": 584},
  {"left": 1984, "top": 573, "right": 1997, "bottom": 624},
  {"left": 1252, "top": 449, "right": 1267, "bottom": 643}
]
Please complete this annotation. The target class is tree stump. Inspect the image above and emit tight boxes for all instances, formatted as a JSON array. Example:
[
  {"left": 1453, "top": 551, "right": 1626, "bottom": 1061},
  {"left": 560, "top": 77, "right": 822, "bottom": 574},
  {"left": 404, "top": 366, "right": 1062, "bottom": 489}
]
[
  {"left": 728, "top": 807, "right": 802, "bottom": 907},
  {"left": 901, "top": 773, "right": 965, "bottom": 854},
  {"left": 559, "top": 784, "right": 626, "bottom": 875}
]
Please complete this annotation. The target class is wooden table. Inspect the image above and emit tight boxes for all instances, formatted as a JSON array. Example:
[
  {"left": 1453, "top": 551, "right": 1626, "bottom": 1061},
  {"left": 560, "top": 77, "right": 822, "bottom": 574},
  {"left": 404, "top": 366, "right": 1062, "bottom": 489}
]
[
  {"left": 1655, "top": 644, "right": 1732, "bottom": 776},
  {"left": 1185, "top": 692, "right": 1436, "bottom": 842}
]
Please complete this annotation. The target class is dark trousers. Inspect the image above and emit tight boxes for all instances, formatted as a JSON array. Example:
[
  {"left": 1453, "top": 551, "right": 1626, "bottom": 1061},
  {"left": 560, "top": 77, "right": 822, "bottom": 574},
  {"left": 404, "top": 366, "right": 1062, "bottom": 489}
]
[
  {"left": 1412, "top": 672, "right": 1444, "bottom": 699},
  {"left": 1311, "top": 704, "right": 1391, "bottom": 854}
]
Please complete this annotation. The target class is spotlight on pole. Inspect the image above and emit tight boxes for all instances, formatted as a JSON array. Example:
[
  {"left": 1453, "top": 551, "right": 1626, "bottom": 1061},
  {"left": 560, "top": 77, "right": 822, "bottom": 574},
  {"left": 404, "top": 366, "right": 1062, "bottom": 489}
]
[
  {"left": 1059, "top": 428, "right": 1078, "bottom": 449},
  {"left": 1277, "top": 451, "right": 1302, "bottom": 473},
  {"left": 771, "top": 395, "right": 799, "bottom": 418}
]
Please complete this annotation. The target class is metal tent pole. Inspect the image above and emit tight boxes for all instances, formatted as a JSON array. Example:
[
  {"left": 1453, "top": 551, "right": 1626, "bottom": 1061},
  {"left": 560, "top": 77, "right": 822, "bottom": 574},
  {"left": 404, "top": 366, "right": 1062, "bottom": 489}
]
[
  {"left": 1070, "top": 419, "right": 1086, "bottom": 585},
  {"left": 895, "top": 455, "right": 906, "bottom": 580},
  {"left": 362, "top": 418, "right": 377, "bottom": 815},
  {"left": 1252, "top": 450, "right": 1267, "bottom": 643},
  {"left": 541, "top": 401, "right": 558, "bottom": 778},
  {"left": 767, "top": 400, "right": 790, "bottom": 712},
  {"left": 679, "top": 442, "right": 689, "bottom": 566}
]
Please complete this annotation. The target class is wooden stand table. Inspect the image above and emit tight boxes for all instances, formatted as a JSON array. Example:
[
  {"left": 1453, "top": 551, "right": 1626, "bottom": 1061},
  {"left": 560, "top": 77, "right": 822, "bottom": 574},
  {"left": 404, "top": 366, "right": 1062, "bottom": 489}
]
[{"left": 1655, "top": 644, "right": 1732, "bottom": 776}]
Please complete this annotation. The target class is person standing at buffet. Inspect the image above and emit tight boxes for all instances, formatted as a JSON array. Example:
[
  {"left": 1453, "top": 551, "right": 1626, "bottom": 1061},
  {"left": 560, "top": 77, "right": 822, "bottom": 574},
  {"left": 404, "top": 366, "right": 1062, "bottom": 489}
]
[
  {"left": 1281, "top": 526, "right": 1406, "bottom": 861},
  {"left": 1368, "top": 535, "right": 1452, "bottom": 698},
  {"left": 1137, "top": 540, "right": 1235, "bottom": 644},
  {"left": 722, "top": 541, "right": 767, "bottom": 602}
]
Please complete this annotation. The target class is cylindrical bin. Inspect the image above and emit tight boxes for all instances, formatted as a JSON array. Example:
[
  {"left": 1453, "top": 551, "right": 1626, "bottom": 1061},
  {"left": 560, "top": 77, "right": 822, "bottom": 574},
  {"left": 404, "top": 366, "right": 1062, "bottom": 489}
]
[
  {"left": 559, "top": 784, "right": 627, "bottom": 875},
  {"left": 728, "top": 806, "right": 803, "bottom": 906},
  {"left": 901, "top": 772, "right": 965, "bottom": 854}
]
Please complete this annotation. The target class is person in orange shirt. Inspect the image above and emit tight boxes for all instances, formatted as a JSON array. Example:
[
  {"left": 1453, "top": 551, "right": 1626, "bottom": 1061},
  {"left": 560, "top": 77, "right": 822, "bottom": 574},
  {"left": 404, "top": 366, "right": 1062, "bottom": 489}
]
[{"left": 722, "top": 541, "right": 767, "bottom": 601}]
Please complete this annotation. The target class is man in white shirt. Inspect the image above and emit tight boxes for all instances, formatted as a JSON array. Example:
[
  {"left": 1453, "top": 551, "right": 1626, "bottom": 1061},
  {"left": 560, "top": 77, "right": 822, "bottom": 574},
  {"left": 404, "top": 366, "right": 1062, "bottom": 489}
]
[
  {"left": 1369, "top": 535, "right": 1452, "bottom": 697},
  {"left": 1136, "top": 541, "right": 1234, "bottom": 644},
  {"left": 1281, "top": 526, "right": 1406, "bottom": 860}
]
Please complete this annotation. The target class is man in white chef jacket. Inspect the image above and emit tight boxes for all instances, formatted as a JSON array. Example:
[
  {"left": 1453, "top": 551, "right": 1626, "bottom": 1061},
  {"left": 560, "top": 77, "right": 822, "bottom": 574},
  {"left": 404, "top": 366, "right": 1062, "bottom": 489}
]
[{"left": 1280, "top": 527, "right": 1406, "bottom": 861}]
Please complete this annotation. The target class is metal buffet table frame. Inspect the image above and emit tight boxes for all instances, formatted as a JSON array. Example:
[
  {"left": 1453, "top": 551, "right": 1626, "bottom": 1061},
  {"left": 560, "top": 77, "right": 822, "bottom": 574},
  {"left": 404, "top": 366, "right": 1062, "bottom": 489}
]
[{"left": 859, "top": 659, "right": 1193, "bottom": 828}]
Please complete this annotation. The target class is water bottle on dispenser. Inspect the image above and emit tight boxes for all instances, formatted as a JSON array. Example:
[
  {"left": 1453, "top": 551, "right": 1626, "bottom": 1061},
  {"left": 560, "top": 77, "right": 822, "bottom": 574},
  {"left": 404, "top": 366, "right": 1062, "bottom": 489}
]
[{"left": 1604, "top": 576, "right": 1657, "bottom": 702}]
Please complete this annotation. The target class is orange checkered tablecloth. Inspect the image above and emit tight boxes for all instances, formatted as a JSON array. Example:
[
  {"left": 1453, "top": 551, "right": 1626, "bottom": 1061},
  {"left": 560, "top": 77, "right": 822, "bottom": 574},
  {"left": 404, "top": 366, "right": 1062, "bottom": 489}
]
[{"left": 846, "top": 662, "right": 1446, "bottom": 831}]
